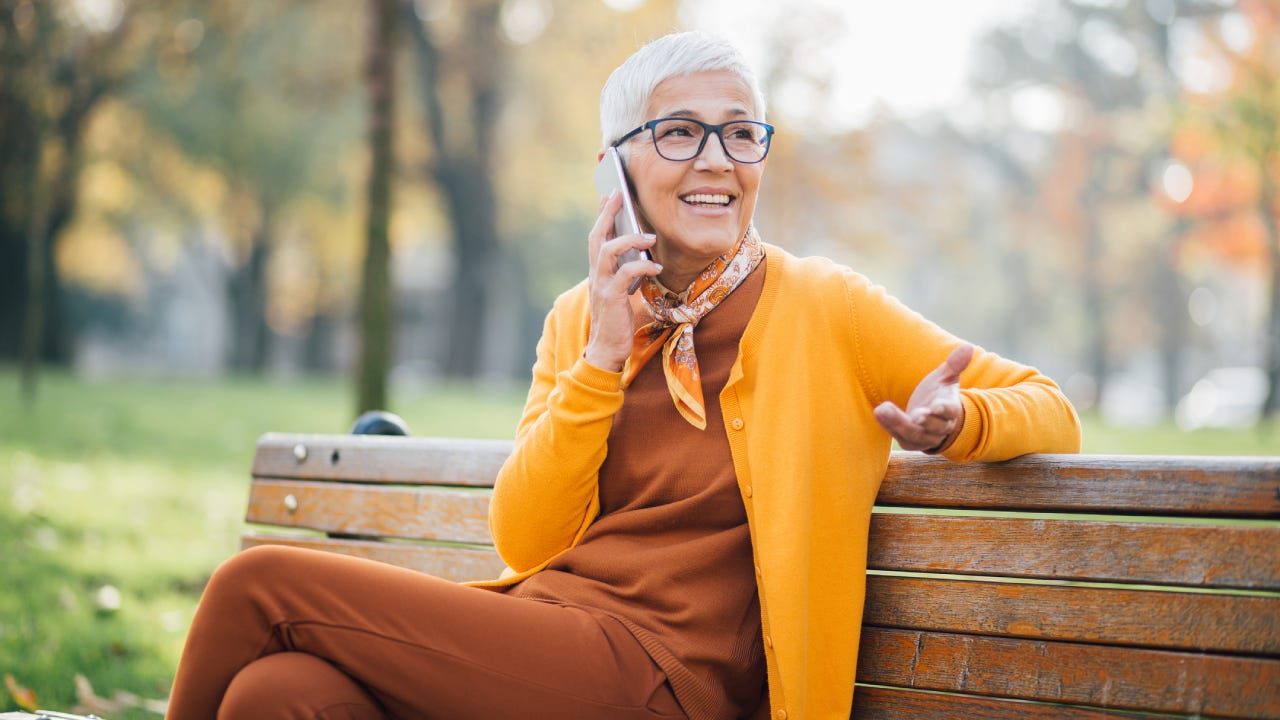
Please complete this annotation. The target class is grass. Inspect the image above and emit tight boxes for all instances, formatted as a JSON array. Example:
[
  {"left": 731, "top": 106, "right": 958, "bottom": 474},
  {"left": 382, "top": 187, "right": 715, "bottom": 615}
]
[
  {"left": 0, "top": 367, "right": 1276, "bottom": 717},
  {"left": 0, "top": 368, "right": 525, "bottom": 718}
]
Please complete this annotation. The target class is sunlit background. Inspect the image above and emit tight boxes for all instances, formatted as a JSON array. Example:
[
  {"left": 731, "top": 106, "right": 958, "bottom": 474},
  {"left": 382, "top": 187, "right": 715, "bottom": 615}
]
[
  {"left": 3, "top": 0, "right": 1277, "bottom": 429},
  {"left": 3, "top": 0, "right": 1279, "bottom": 713}
]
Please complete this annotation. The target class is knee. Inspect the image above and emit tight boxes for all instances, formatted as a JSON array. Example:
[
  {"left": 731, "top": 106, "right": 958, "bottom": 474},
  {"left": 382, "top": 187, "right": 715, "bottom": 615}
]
[
  {"left": 198, "top": 544, "right": 298, "bottom": 614},
  {"left": 219, "top": 652, "right": 384, "bottom": 720},
  {"left": 206, "top": 545, "right": 293, "bottom": 592}
]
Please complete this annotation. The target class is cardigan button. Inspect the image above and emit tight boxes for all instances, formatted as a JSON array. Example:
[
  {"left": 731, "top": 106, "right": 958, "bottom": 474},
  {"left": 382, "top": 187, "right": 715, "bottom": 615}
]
[
  {"left": 730, "top": 417, "right": 744, "bottom": 431},
  {"left": 776, "top": 710, "right": 788, "bottom": 720},
  {"left": 743, "top": 485, "right": 753, "bottom": 498},
  {"left": 764, "top": 635, "right": 773, "bottom": 649}
]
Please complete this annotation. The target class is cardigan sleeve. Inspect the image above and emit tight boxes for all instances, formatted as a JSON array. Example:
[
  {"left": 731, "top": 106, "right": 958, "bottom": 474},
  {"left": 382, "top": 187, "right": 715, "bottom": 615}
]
[
  {"left": 488, "top": 288, "right": 623, "bottom": 573},
  {"left": 846, "top": 272, "right": 1081, "bottom": 462}
]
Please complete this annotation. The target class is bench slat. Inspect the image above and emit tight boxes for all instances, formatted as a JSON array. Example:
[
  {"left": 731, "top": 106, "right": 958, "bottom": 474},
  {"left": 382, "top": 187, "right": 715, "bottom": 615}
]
[
  {"left": 254, "top": 436, "right": 1280, "bottom": 520},
  {"left": 247, "top": 479, "right": 492, "bottom": 544},
  {"left": 857, "top": 627, "right": 1280, "bottom": 719},
  {"left": 240, "top": 533, "right": 507, "bottom": 583},
  {"left": 851, "top": 685, "right": 1168, "bottom": 719},
  {"left": 864, "top": 575, "right": 1280, "bottom": 655},
  {"left": 252, "top": 433, "right": 511, "bottom": 486},
  {"left": 879, "top": 454, "right": 1280, "bottom": 518},
  {"left": 868, "top": 514, "right": 1280, "bottom": 590}
]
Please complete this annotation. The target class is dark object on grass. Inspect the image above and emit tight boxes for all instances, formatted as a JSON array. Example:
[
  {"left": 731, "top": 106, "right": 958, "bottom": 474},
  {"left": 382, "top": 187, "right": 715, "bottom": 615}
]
[{"left": 350, "top": 410, "right": 410, "bottom": 436}]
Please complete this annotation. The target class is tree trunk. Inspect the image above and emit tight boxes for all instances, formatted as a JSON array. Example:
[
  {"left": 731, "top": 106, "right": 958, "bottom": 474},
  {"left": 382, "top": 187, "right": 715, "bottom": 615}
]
[
  {"left": 1259, "top": 168, "right": 1280, "bottom": 419},
  {"left": 436, "top": 157, "right": 498, "bottom": 377},
  {"left": 20, "top": 135, "right": 50, "bottom": 404},
  {"left": 302, "top": 310, "right": 338, "bottom": 374},
  {"left": 0, "top": 138, "right": 37, "bottom": 362},
  {"left": 1154, "top": 220, "right": 1191, "bottom": 413},
  {"left": 401, "top": 0, "right": 504, "bottom": 379},
  {"left": 356, "top": 0, "right": 397, "bottom": 414},
  {"left": 1080, "top": 166, "right": 1109, "bottom": 410},
  {"left": 226, "top": 218, "right": 272, "bottom": 373}
]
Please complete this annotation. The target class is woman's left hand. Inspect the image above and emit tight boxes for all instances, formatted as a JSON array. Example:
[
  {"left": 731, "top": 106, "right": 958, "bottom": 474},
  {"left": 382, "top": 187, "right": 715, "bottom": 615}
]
[{"left": 874, "top": 344, "right": 973, "bottom": 453}]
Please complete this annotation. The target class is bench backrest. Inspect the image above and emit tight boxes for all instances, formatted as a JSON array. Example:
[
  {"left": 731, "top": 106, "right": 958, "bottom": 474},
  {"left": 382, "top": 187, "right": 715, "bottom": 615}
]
[{"left": 244, "top": 433, "right": 1280, "bottom": 719}]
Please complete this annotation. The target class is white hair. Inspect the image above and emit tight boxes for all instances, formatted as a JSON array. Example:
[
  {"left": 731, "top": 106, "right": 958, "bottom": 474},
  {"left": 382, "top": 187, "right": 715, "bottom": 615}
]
[{"left": 599, "top": 31, "right": 767, "bottom": 151}]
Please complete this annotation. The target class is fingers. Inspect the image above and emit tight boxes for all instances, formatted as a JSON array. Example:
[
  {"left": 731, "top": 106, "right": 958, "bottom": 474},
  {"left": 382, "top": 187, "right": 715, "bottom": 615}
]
[
  {"left": 875, "top": 399, "right": 960, "bottom": 452},
  {"left": 596, "top": 233, "right": 658, "bottom": 292},
  {"left": 938, "top": 344, "right": 975, "bottom": 384},
  {"left": 588, "top": 191, "right": 623, "bottom": 271},
  {"left": 590, "top": 194, "right": 659, "bottom": 294},
  {"left": 582, "top": 192, "right": 661, "bottom": 371},
  {"left": 877, "top": 344, "right": 972, "bottom": 452}
]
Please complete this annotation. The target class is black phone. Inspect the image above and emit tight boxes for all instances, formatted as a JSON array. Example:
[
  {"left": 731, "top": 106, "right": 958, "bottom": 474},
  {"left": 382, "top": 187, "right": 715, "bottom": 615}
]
[{"left": 594, "top": 146, "right": 651, "bottom": 294}]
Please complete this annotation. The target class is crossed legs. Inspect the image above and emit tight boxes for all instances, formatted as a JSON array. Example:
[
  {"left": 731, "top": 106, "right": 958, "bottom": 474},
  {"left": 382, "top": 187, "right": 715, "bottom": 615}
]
[{"left": 166, "top": 545, "right": 684, "bottom": 720}]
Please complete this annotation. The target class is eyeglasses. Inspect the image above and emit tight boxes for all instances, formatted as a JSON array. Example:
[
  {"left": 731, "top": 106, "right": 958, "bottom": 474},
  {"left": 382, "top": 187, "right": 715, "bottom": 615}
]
[{"left": 613, "top": 117, "right": 774, "bottom": 164}]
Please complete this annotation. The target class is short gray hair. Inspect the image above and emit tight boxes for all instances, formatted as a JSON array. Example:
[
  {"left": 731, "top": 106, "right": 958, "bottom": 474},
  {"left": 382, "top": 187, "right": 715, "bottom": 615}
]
[{"left": 599, "top": 31, "right": 767, "bottom": 151}]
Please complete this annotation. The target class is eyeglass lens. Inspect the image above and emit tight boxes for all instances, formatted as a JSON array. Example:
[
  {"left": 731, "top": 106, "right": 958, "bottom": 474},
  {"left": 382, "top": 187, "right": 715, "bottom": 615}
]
[{"left": 651, "top": 119, "right": 770, "bottom": 163}]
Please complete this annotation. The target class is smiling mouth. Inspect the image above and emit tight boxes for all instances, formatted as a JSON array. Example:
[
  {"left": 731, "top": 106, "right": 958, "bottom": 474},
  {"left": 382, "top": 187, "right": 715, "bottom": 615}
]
[{"left": 681, "top": 193, "right": 733, "bottom": 208}]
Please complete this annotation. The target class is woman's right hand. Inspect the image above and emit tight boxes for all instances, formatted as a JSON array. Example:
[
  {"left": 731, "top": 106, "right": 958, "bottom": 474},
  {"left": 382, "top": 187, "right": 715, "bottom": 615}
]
[{"left": 583, "top": 191, "right": 661, "bottom": 372}]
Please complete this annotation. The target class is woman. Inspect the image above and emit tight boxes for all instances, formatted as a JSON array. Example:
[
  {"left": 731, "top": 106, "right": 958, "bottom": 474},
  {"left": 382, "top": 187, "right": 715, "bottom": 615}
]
[{"left": 166, "top": 31, "right": 1079, "bottom": 720}]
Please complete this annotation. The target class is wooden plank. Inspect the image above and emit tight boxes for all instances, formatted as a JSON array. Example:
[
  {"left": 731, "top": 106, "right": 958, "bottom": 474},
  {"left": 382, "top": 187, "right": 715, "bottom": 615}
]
[
  {"left": 252, "top": 433, "right": 511, "bottom": 486},
  {"left": 240, "top": 533, "right": 506, "bottom": 583},
  {"left": 852, "top": 685, "right": 1170, "bottom": 719},
  {"left": 253, "top": 437, "right": 1280, "bottom": 517},
  {"left": 880, "top": 453, "right": 1280, "bottom": 518},
  {"left": 867, "top": 514, "right": 1280, "bottom": 590},
  {"left": 857, "top": 627, "right": 1280, "bottom": 719},
  {"left": 246, "top": 479, "right": 492, "bottom": 544},
  {"left": 863, "top": 575, "right": 1280, "bottom": 655}
]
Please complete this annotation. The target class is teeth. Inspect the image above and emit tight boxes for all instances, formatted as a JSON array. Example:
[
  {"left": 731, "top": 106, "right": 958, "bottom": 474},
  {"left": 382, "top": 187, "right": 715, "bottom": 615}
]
[{"left": 682, "top": 193, "right": 731, "bottom": 206}]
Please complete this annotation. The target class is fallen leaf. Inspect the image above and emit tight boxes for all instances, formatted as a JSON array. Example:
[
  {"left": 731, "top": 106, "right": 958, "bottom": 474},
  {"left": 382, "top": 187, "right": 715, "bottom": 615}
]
[
  {"left": 3, "top": 675, "right": 38, "bottom": 711},
  {"left": 72, "top": 674, "right": 166, "bottom": 716},
  {"left": 73, "top": 674, "right": 117, "bottom": 715}
]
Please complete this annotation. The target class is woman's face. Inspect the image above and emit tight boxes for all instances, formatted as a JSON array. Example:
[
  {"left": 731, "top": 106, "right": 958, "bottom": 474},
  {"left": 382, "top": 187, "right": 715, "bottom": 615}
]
[{"left": 624, "top": 69, "right": 765, "bottom": 285}]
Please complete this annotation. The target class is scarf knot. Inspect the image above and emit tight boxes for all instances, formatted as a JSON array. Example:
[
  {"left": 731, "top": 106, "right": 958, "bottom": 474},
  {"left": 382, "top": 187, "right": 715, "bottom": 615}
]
[{"left": 621, "top": 227, "right": 765, "bottom": 429}]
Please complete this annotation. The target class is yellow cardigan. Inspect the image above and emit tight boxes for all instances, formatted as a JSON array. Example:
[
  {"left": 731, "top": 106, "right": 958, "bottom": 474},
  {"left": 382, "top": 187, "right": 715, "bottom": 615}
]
[{"left": 478, "top": 245, "right": 1082, "bottom": 719}]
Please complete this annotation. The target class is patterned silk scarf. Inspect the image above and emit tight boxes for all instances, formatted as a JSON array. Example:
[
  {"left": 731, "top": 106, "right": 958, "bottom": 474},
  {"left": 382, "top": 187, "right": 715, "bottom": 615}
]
[{"left": 622, "top": 227, "right": 765, "bottom": 429}]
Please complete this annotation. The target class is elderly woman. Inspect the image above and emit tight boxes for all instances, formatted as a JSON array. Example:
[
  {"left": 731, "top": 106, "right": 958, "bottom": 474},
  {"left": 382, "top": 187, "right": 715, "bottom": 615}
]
[{"left": 165, "top": 31, "right": 1079, "bottom": 720}]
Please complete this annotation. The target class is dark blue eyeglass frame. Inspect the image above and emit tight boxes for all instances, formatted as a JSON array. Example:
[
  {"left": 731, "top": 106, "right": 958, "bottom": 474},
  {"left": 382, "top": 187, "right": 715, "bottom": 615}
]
[{"left": 612, "top": 117, "right": 775, "bottom": 164}]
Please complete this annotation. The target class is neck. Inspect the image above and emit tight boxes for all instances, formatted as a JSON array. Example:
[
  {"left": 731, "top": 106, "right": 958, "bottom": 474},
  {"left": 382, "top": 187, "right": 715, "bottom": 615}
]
[
  {"left": 657, "top": 268, "right": 699, "bottom": 295},
  {"left": 653, "top": 245, "right": 722, "bottom": 294}
]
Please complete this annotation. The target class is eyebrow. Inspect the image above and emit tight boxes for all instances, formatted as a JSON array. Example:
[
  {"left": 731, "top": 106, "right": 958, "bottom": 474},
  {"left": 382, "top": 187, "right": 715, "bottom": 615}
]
[{"left": 662, "top": 107, "right": 752, "bottom": 120}]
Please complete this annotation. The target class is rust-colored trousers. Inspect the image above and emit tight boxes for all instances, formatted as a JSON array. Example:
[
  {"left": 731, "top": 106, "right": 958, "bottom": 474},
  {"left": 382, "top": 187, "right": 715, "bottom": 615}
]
[{"left": 166, "top": 545, "right": 686, "bottom": 720}]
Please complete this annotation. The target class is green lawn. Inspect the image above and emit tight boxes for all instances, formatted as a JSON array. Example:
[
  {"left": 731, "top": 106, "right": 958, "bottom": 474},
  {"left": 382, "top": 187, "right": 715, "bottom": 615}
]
[
  {"left": 1, "top": 368, "right": 1276, "bottom": 717},
  {"left": 0, "top": 369, "right": 525, "bottom": 718}
]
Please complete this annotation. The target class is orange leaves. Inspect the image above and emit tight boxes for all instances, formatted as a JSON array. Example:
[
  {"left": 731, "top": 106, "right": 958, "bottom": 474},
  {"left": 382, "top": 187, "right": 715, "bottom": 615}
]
[{"left": 3, "top": 675, "right": 38, "bottom": 712}]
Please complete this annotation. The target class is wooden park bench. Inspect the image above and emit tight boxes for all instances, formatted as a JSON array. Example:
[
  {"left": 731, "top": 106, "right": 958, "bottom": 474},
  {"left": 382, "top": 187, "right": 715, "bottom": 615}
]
[{"left": 243, "top": 432, "right": 1280, "bottom": 719}]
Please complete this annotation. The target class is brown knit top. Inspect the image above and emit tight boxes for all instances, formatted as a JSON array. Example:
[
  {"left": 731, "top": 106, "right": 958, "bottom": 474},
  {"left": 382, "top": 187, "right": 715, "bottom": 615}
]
[{"left": 507, "top": 263, "right": 767, "bottom": 720}]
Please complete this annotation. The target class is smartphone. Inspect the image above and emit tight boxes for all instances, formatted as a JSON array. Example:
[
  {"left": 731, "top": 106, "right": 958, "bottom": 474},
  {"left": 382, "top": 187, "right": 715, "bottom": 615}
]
[{"left": 594, "top": 146, "right": 651, "bottom": 294}]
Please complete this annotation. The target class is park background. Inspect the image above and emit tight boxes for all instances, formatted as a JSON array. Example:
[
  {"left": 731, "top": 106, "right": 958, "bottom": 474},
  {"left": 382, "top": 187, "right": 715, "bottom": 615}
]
[{"left": 2, "top": 0, "right": 1278, "bottom": 715}]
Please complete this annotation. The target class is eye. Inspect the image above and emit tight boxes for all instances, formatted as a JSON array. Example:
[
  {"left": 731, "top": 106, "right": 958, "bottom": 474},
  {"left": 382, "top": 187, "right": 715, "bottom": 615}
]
[
  {"left": 655, "top": 119, "right": 702, "bottom": 139},
  {"left": 726, "top": 123, "right": 765, "bottom": 142}
]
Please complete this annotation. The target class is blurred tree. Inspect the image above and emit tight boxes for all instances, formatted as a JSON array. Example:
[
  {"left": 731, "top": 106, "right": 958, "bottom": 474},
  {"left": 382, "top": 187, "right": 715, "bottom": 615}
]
[
  {"left": 494, "top": 0, "right": 681, "bottom": 372},
  {"left": 127, "top": 1, "right": 362, "bottom": 374},
  {"left": 395, "top": 0, "right": 684, "bottom": 379},
  {"left": 1220, "top": 1, "right": 1279, "bottom": 419},
  {"left": 399, "top": 0, "right": 506, "bottom": 379},
  {"left": 357, "top": 0, "right": 398, "bottom": 413},
  {"left": 0, "top": 0, "right": 162, "bottom": 394},
  {"left": 1175, "top": 0, "right": 1280, "bottom": 417},
  {"left": 969, "top": 0, "right": 1229, "bottom": 413}
]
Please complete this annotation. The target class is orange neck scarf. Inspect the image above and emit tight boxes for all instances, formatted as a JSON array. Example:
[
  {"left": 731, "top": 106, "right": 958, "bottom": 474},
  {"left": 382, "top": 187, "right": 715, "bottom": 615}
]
[{"left": 622, "top": 227, "right": 765, "bottom": 429}]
